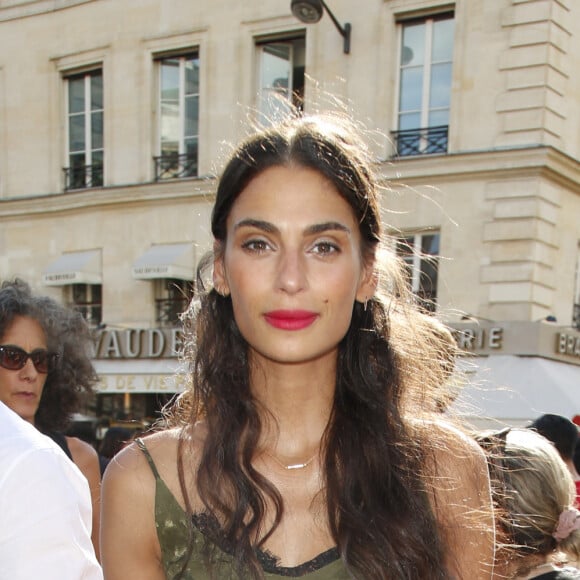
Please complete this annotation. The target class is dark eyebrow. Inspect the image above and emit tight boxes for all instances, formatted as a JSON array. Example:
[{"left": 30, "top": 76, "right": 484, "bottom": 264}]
[
  {"left": 233, "top": 218, "right": 278, "bottom": 233},
  {"left": 304, "top": 222, "right": 351, "bottom": 236},
  {"left": 233, "top": 219, "right": 351, "bottom": 236}
]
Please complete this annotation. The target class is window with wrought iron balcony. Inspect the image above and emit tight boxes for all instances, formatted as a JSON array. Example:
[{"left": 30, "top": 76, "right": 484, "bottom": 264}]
[
  {"left": 390, "top": 126, "right": 449, "bottom": 158},
  {"left": 153, "top": 150, "right": 198, "bottom": 181},
  {"left": 392, "top": 14, "right": 454, "bottom": 159},
  {"left": 63, "top": 161, "right": 104, "bottom": 191}
]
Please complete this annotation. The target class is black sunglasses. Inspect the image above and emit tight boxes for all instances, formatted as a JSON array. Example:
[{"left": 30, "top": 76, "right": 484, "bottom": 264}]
[{"left": 0, "top": 345, "right": 58, "bottom": 374}]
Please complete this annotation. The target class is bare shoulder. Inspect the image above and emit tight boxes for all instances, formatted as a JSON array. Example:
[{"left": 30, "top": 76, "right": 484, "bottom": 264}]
[
  {"left": 418, "top": 418, "right": 487, "bottom": 472},
  {"left": 104, "top": 427, "right": 181, "bottom": 482},
  {"left": 101, "top": 429, "right": 183, "bottom": 579},
  {"left": 65, "top": 436, "right": 101, "bottom": 490},
  {"left": 415, "top": 419, "right": 495, "bottom": 579},
  {"left": 66, "top": 435, "right": 99, "bottom": 463}
]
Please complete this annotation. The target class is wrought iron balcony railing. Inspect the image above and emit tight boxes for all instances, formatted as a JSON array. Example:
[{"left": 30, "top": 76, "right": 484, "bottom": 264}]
[
  {"left": 63, "top": 164, "right": 103, "bottom": 191},
  {"left": 573, "top": 303, "right": 580, "bottom": 331},
  {"left": 390, "top": 125, "right": 449, "bottom": 158},
  {"left": 155, "top": 297, "right": 189, "bottom": 326},
  {"left": 154, "top": 153, "right": 197, "bottom": 181}
]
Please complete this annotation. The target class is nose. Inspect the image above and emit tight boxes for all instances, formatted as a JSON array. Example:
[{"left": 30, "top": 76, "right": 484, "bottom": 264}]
[
  {"left": 19, "top": 358, "right": 39, "bottom": 381},
  {"left": 275, "top": 248, "right": 308, "bottom": 294}
]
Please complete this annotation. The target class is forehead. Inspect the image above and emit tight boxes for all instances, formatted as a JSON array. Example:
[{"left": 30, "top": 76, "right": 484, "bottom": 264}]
[
  {"left": 1, "top": 316, "right": 46, "bottom": 348},
  {"left": 228, "top": 165, "right": 359, "bottom": 230}
]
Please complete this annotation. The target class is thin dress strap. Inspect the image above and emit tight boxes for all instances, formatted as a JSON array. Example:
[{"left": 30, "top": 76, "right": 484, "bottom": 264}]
[{"left": 135, "top": 437, "right": 161, "bottom": 480}]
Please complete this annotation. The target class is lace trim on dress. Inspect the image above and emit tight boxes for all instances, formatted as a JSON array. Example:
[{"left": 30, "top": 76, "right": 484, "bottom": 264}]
[{"left": 192, "top": 512, "right": 340, "bottom": 577}]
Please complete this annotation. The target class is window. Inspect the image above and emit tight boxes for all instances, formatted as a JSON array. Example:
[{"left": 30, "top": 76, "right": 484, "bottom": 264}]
[
  {"left": 392, "top": 14, "right": 454, "bottom": 157},
  {"left": 154, "top": 53, "right": 199, "bottom": 180},
  {"left": 68, "top": 284, "right": 102, "bottom": 326},
  {"left": 256, "top": 36, "right": 305, "bottom": 126},
  {"left": 154, "top": 279, "right": 193, "bottom": 326},
  {"left": 573, "top": 244, "right": 580, "bottom": 331},
  {"left": 64, "top": 70, "right": 104, "bottom": 190},
  {"left": 396, "top": 232, "right": 440, "bottom": 311}
]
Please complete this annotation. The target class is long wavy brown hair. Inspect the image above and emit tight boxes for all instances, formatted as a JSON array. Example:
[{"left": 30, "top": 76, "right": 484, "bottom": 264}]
[{"left": 172, "top": 114, "right": 462, "bottom": 578}]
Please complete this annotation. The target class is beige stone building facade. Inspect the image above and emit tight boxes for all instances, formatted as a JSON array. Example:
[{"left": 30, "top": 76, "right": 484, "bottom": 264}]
[{"left": 1, "top": 0, "right": 579, "bottom": 427}]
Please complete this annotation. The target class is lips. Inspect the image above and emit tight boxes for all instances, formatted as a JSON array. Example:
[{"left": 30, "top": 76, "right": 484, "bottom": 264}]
[
  {"left": 14, "top": 391, "right": 37, "bottom": 400},
  {"left": 264, "top": 310, "right": 318, "bottom": 331}
]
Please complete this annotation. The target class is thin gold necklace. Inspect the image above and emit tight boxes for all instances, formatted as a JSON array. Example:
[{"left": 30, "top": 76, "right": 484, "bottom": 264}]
[{"left": 265, "top": 451, "right": 318, "bottom": 471}]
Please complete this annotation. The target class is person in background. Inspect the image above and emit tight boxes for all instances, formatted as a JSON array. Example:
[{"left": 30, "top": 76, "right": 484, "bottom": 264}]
[
  {"left": 98, "top": 426, "right": 134, "bottom": 475},
  {"left": 101, "top": 113, "right": 495, "bottom": 579},
  {"left": 574, "top": 438, "right": 580, "bottom": 480},
  {"left": 529, "top": 414, "right": 580, "bottom": 507},
  {"left": 476, "top": 428, "right": 580, "bottom": 579},
  {"left": 0, "top": 278, "right": 102, "bottom": 559},
  {"left": 0, "top": 400, "right": 102, "bottom": 579}
]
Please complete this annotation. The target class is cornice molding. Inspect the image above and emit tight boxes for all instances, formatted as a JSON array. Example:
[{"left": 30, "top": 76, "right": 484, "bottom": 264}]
[
  {"left": 0, "top": 177, "right": 217, "bottom": 220},
  {"left": 380, "top": 146, "right": 580, "bottom": 193}
]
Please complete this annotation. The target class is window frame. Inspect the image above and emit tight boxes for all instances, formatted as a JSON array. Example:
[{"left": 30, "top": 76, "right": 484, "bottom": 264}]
[
  {"left": 255, "top": 34, "right": 305, "bottom": 126},
  {"left": 392, "top": 12, "right": 454, "bottom": 157},
  {"left": 67, "top": 283, "right": 103, "bottom": 327},
  {"left": 153, "top": 278, "right": 193, "bottom": 327},
  {"left": 395, "top": 231, "right": 441, "bottom": 311},
  {"left": 154, "top": 51, "right": 200, "bottom": 181},
  {"left": 64, "top": 68, "right": 104, "bottom": 190}
]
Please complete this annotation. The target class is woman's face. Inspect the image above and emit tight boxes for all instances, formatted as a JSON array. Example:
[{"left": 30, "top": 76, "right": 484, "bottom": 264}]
[
  {"left": 214, "top": 164, "right": 375, "bottom": 368},
  {"left": 0, "top": 315, "right": 48, "bottom": 424}
]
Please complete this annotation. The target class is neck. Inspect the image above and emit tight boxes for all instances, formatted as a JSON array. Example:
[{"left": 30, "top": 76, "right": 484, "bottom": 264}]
[{"left": 249, "top": 353, "right": 336, "bottom": 459}]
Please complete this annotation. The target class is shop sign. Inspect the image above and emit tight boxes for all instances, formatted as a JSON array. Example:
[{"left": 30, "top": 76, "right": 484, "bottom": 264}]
[
  {"left": 556, "top": 333, "right": 580, "bottom": 358},
  {"left": 95, "top": 373, "right": 188, "bottom": 393},
  {"left": 94, "top": 327, "right": 182, "bottom": 359},
  {"left": 451, "top": 326, "right": 503, "bottom": 352}
]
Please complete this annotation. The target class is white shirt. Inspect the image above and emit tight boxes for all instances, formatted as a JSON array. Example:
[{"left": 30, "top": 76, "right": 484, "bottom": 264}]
[{"left": 0, "top": 401, "right": 103, "bottom": 579}]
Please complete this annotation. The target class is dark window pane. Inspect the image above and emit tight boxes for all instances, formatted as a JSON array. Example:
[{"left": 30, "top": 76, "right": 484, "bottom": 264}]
[
  {"left": 185, "top": 95, "right": 198, "bottom": 137},
  {"left": 68, "top": 76, "right": 85, "bottom": 114},
  {"left": 185, "top": 57, "right": 199, "bottom": 95},
  {"left": 161, "top": 60, "right": 179, "bottom": 101},
  {"left": 421, "top": 234, "right": 440, "bottom": 255},
  {"left": 399, "top": 67, "right": 423, "bottom": 113},
  {"left": 91, "top": 111, "right": 103, "bottom": 149},
  {"left": 430, "top": 62, "right": 452, "bottom": 109},
  {"left": 69, "top": 114, "right": 85, "bottom": 152},
  {"left": 91, "top": 71, "right": 103, "bottom": 110}
]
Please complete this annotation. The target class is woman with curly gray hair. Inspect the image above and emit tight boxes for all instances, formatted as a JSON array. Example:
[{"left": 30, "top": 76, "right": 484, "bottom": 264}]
[
  {"left": 0, "top": 278, "right": 101, "bottom": 558},
  {"left": 477, "top": 428, "right": 580, "bottom": 579}
]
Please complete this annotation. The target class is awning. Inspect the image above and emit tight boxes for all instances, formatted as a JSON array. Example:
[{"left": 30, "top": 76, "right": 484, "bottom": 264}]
[
  {"left": 450, "top": 355, "right": 580, "bottom": 428},
  {"left": 132, "top": 243, "right": 194, "bottom": 281},
  {"left": 42, "top": 249, "right": 102, "bottom": 286}
]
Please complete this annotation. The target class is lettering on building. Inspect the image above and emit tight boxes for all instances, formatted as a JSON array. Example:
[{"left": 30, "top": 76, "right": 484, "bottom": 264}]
[
  {"left": 94, "top": 327, "right": 183, "bottom": 359},
  {"left": 556, "top": 333, "right": 580, "bottom": 359},
  {"left": 451, "top": 327, "right": 503, "bottom": 352}
]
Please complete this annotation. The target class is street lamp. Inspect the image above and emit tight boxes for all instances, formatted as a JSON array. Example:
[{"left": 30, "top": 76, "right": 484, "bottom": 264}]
[{"left": 290, "top": 0, "right": 351, "bottom": 54}]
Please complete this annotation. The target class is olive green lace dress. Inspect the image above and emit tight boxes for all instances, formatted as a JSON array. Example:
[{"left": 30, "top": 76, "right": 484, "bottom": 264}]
[{"left": 136, "top": 438, "right": 350, "bottom": 579}]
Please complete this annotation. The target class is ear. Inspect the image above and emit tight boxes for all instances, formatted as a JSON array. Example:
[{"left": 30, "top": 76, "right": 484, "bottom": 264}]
[
  {"left": 212, "top": 241, "right": 230, "bottom": 296},
  {"left": 355, "top": 260, "right": 378, "bottom": 304}
]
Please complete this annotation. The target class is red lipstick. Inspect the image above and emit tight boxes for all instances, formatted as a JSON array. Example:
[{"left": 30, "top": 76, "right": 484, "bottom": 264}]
[{"left": 264, "top": 310, "right": 318, "bottom": 330}]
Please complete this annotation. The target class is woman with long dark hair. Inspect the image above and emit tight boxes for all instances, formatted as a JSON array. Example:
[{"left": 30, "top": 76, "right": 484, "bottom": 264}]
[{"left": 101, "top": 114, "right": 495, "bottom": 579}]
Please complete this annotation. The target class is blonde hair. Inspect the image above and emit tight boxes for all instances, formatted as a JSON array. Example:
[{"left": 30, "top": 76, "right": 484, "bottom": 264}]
[{"left": 478, "top": 428, "right": 580, "bottom": 572}]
